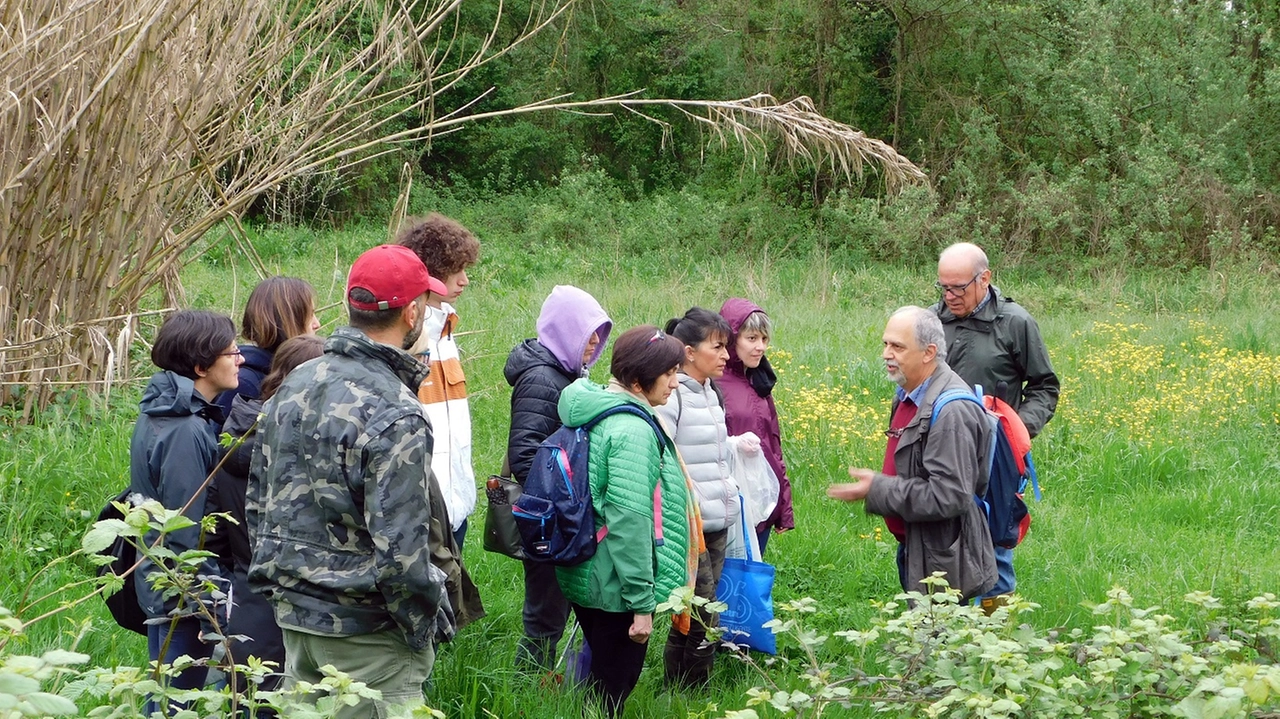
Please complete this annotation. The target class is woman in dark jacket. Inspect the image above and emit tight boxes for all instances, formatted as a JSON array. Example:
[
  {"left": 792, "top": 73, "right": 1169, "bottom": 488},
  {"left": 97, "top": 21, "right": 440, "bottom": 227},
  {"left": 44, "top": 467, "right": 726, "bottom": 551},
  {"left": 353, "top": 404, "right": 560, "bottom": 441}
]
[
  {"left": 504, "top": 285, "right": 611, "bottom": 669},
  {"left": 207, "top": 335, "right": 324, "bottom": 698},
  {"left": 129, "top": 310, "right": 242, "bottom": 710},
  {"left": 213, "top": 276, "right": 320, "bottom": 423},
  {"left": 719, "top": 298, "right": 794, "bottom": 554}
]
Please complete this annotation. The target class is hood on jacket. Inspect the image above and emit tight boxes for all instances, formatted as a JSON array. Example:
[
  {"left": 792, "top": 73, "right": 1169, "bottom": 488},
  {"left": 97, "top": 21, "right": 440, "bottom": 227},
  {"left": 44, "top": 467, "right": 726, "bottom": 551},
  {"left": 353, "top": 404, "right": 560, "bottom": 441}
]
[
  {"left": 407, "top": 302, "right": 458, "bottom": 358},
  {"left": 224, "top": 394, "right": 264, "bottom": 439},
  {"left": 140, "top": 371, "right": 223, "bottom": 423},
  {"left": 503, "top": 338, "right": 564, "bottom": 387},
  {"left": 240, "top": 345, "right": 273, "bottom": 376},
  {"left": 719, "top": 298, "right": 777, "bottom": 397},
  {"left": 537, "top": 285, "right": 612, "bottom": 376},
  {"left": 558, "top": 378, "right": 651, "bottom": 428}
]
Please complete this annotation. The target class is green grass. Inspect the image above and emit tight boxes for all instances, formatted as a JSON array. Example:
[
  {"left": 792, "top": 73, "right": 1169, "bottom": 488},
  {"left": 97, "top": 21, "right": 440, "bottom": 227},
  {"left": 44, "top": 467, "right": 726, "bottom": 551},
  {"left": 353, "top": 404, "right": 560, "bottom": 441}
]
[{"left": 4, "top": 193, "right": 1280, "bottom": 717}]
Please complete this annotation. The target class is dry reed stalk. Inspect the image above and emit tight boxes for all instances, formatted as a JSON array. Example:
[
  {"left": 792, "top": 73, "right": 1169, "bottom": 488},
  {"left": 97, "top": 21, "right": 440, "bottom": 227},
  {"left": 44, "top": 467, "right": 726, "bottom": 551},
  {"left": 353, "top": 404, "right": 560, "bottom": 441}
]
[
  {"left": 432, "top": 92, "right": 929, "bottom": 193},
  {"left": 2, "top": 0, "right": 924, "bottom": 417},
  {"left": 1, "top": 0, "right": 572, "bottom": 417}
]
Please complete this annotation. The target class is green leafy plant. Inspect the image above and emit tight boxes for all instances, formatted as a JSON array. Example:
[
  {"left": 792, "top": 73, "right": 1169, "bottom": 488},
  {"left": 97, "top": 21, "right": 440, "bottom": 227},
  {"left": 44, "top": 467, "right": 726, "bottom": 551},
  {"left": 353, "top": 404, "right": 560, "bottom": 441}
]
[{"left": 718, "top": 574, "right": 1280, "bottom": 719}]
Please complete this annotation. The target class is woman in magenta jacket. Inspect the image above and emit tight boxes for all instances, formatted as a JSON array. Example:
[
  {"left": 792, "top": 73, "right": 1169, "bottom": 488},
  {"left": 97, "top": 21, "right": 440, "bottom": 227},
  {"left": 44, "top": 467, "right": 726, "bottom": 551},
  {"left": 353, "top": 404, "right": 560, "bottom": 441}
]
[{"left": 718, "top": 298, "right": 794, "bottom": 554}]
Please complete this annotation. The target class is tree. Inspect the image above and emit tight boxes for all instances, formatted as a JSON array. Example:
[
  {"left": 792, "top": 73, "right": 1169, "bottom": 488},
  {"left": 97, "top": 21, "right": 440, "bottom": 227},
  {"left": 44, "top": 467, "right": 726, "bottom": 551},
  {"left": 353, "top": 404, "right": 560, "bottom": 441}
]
[{"left": 0, "top": 0, "right": 924, "bottom": 417}]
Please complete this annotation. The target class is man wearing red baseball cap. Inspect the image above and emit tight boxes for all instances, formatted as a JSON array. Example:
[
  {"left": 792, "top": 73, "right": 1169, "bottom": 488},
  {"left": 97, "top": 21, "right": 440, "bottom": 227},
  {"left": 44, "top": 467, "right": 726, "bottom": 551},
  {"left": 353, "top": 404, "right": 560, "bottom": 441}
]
[{"left": 248, "top": 244, "right": 452, "bottom": 717}]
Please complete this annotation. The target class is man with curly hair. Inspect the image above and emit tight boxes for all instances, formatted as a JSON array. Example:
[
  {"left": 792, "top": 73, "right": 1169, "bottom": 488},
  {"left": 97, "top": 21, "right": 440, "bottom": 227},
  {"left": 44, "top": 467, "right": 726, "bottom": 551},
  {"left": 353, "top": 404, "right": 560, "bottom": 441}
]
[{"left": 397, "top": 214, "right": 481, "bottom": 551}]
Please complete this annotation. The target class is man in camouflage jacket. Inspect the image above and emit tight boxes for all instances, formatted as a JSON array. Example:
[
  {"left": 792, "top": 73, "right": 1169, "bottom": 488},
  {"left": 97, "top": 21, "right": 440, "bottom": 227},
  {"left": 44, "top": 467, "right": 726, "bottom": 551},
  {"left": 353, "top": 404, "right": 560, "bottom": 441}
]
[{"left": 248, "top": 245, "right": 451, "bottom": 717}]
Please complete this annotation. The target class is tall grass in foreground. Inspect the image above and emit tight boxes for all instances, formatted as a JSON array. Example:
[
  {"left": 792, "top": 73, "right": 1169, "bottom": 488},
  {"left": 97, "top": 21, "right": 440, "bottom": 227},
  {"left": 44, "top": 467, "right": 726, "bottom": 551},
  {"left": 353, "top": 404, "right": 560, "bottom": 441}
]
[{"left": 2, "top": 218, "right": 1279, "bottom": 717}]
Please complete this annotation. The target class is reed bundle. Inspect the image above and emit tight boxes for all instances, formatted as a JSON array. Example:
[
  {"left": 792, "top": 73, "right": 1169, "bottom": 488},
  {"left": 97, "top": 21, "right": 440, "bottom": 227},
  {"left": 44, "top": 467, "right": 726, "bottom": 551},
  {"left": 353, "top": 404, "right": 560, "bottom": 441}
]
[{"left": 1, "top": 0, "right": 924, "bottom": 419}]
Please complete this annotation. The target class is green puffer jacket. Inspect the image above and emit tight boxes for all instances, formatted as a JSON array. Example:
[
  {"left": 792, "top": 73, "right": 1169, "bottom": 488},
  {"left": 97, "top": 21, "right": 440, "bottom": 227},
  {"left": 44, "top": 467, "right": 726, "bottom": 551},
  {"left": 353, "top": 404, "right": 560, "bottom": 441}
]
[{"left": 556, "top": 379, "right": 692, "bottom": 615}]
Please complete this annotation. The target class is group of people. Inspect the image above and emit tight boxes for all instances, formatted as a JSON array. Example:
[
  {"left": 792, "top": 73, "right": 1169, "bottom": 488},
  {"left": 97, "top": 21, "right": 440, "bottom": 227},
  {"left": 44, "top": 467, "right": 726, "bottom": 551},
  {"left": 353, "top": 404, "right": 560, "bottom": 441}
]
[{"left": 126, "top": 213, "right": 1057, "bottom": 717}]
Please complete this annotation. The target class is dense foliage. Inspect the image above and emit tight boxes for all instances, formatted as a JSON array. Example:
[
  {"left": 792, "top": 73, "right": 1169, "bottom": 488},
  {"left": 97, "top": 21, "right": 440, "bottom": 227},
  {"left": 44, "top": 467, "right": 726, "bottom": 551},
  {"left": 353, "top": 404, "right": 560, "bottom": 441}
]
[{"left": 317, "top": 0, "right": 1280, "bottom": 267}]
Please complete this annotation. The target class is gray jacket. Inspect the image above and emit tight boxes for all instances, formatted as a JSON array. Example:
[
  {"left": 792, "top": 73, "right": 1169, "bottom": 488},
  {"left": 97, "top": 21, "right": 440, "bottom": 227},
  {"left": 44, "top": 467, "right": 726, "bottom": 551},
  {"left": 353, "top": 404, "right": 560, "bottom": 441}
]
[
  {"left": 864, "top": 362, "right": 997, "bottom": 601},
  {"left": 657, "top": 374, "right": 738, "bottom": 533},
  {"left": 933, "top": 286, "right": 1059, "bottom": 438}
]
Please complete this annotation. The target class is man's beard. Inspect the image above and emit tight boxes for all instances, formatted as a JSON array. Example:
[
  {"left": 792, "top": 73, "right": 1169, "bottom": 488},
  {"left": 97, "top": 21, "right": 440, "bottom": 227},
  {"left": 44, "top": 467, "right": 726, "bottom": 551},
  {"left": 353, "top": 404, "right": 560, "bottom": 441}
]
[
  {"left": 885, "top": 364, "right": 907, "bottom": 387},
  {"left": 402, "top": 311, "right": 425, "bottom": 350}
]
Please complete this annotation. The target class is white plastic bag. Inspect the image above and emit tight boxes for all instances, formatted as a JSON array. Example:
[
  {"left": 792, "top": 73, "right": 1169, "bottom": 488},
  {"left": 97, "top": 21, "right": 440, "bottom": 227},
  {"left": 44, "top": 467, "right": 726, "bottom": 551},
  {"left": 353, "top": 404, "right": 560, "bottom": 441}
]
[{"left": 727, "top": 434, "right": 779, "bottom": 528}]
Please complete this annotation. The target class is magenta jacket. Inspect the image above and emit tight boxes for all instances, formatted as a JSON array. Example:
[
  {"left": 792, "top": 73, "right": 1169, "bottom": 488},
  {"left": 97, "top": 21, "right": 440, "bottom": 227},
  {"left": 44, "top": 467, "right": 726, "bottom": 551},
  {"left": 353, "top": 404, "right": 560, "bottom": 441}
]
[{"left": 718, "top": 298, "right": 794, "bottom": 532}]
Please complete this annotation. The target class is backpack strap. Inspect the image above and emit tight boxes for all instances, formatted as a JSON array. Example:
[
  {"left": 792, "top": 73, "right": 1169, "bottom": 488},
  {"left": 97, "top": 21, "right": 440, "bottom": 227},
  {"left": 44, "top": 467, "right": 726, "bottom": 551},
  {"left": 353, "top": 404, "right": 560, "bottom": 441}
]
[
  {"left": 708, "top": 377, "right": 725, "bottom": 410},
  {"left": 929, "top": 386, "right": 999, "bottom": 511},
  {"left": 929, "top": 387, "right": 985, "bottom": 425},
  {"left": 582, "top": 404, "right": 667, "bottom": 453},
  {"left": 580, "top": 403, "right": 670, "bottom": 547}
]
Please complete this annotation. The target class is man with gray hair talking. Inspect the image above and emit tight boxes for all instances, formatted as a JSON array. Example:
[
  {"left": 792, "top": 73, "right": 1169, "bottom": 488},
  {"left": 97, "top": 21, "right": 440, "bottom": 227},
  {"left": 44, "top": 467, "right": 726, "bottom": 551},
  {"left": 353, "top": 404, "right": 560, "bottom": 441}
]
[{"left": 828, "top": 306, "right": 996, "bottom": 601}]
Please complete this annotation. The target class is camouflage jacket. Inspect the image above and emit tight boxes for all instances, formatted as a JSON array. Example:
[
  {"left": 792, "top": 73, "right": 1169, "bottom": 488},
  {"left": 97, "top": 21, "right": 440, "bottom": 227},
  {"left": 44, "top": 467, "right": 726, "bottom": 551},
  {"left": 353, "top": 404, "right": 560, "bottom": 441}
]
[{"left": 247, "top": 326, "right": 450, "bottom": 651}]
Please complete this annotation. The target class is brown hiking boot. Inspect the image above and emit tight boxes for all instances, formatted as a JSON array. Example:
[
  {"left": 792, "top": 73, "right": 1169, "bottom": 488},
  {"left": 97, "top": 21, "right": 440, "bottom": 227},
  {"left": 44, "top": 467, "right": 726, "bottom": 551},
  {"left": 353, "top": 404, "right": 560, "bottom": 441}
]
[{"left": 980, "top": 595, "right": 1011, "bottom": 616}]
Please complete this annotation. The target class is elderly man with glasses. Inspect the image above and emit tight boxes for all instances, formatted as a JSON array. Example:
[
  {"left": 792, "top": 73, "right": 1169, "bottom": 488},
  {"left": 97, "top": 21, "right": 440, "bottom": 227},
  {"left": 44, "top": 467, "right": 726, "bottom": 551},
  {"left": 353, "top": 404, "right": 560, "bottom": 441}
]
[{"left": 932, "top": 242, "right": 1059, "bottom": 607}]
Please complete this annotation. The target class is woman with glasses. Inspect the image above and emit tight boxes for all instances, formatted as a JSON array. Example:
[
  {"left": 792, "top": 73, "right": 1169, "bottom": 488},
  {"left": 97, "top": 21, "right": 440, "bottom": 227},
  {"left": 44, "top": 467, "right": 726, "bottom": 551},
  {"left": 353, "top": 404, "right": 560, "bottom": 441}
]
[
  {"left": 555, "top": 325, "right": 694, "bottom": 718},
  {"left": 128, "top": 310, "right": 242, "bottom": 712},
  {"left": 213, "top": 276, "right": 321, "bottom": 424}
]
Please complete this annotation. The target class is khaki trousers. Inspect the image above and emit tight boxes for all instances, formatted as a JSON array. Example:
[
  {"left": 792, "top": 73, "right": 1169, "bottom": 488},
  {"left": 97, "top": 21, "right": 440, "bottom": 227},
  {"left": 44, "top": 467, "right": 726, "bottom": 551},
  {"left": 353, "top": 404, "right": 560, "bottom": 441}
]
[{"left": 282, "top": 627, "right": 435, "bottom": 719}]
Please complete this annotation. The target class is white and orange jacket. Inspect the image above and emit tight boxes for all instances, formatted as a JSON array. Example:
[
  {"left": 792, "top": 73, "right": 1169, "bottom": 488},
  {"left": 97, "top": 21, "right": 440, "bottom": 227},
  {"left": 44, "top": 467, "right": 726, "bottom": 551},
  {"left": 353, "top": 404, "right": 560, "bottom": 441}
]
[{"left": 409, "top": 302, "right": 476, "bottom": 531}]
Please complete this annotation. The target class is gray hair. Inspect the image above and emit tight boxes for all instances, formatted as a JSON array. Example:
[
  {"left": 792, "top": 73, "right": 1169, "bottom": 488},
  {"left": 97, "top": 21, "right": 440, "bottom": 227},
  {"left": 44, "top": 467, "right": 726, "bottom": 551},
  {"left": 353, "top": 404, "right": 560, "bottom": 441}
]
[{"left": 892, "top": 305, "right": 947, "bottom": 362}]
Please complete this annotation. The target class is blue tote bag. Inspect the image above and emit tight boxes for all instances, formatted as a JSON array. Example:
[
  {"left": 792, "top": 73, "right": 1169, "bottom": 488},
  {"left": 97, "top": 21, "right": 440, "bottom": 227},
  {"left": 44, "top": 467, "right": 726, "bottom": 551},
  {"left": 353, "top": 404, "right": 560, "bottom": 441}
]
[{"left": 715, "top": 497, "right": 777, "bottom": 654}]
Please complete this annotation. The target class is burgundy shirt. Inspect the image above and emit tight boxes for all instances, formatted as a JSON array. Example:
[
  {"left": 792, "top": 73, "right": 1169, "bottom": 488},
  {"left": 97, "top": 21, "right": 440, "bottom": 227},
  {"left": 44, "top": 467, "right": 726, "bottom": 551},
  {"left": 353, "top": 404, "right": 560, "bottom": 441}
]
[{"left": 881, "top": 397, "right": 918, "bottom": 541}]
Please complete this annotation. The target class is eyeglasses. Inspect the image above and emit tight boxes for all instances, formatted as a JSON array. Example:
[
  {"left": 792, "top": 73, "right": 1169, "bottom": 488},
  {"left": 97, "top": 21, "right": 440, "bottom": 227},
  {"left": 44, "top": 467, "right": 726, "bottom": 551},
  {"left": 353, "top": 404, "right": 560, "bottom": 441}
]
[
  {"left": 934, "top": 273, "right": 981, "bottom": 297},
  {"left": 219, "top": 350, "right": 243, "bottom": 359}
]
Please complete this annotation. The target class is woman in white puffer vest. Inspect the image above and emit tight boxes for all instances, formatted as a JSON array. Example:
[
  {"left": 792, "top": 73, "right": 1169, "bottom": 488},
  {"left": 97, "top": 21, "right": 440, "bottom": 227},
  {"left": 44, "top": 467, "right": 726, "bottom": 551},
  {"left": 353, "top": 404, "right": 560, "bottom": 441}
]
[{"left": 657, "top": 306, "right": 755, "bottom": 689}]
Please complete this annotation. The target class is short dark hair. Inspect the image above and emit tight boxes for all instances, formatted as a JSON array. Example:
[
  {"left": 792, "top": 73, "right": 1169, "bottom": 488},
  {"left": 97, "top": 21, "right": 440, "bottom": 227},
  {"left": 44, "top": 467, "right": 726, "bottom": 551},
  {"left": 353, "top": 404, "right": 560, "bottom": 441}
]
[
  {"left": 610, "top": 325, "right": 685, "bottom": 392},
  {"left": 347, "top": 288, "right": 405, "bottom": 331},
  {"left": 665, "top": 306, "right": 731, "bottom": 349},
  {"left": 242, "top": 276, "right": 315, "bottom": 352},
  {"left": 396, "top": 213, "right": 480, "bottom": 281},
  {"left": 151, "top": 310, "right": 236, "bottom": 379},
  {"left": 260, "top": 335, "right": 325, "bottom": 401}
]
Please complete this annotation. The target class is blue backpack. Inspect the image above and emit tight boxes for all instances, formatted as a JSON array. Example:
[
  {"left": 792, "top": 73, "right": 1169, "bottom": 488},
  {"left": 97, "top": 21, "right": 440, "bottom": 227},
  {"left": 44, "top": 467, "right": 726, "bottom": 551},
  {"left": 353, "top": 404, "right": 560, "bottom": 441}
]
[
  {"left": 930, "top": 386, "right": 1042, "bottom": 549},
  {"left": 513, "top": 404, "right": 667, "bottom": 566}
]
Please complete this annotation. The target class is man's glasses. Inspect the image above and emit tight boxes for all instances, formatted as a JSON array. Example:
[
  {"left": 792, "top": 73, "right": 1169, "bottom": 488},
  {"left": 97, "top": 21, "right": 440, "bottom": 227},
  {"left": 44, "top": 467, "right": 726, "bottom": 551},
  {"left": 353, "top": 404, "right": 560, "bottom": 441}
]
[{"left": 934, "top": 273, "right": 981, "bottom": 297}]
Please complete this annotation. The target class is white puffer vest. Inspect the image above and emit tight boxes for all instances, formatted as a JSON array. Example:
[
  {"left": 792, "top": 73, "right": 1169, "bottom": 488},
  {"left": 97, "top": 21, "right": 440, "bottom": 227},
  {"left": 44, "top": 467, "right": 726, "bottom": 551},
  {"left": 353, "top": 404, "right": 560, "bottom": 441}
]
[{"left": 656, "top": 374, "right": 739, "bottom": 533}]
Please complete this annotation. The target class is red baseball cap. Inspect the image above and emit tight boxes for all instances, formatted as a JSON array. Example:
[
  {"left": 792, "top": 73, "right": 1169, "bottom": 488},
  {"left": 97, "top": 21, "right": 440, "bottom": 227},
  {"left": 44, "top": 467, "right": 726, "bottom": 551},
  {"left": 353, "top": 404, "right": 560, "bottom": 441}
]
[{"left": 347, "top": 245, "right": 449, "bottom": 311}]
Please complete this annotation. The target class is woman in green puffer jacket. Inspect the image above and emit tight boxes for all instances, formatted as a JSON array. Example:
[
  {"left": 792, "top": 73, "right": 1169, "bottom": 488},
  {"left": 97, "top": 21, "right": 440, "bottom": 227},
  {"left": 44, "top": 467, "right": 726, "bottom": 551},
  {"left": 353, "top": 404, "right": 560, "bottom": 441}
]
[{"left": 555, "top": 325, "right": 696, "bottom": 718}]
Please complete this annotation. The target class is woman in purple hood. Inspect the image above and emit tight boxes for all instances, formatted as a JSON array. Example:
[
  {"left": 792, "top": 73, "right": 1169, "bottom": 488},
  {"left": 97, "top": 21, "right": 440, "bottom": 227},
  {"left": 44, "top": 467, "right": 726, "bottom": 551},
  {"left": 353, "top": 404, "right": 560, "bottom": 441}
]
[
  {"left": 504, "top": 285, "right": 612, "bottom": 670},
  {"left": 719, "top": 298, "right": 795, "bottom": 553}
]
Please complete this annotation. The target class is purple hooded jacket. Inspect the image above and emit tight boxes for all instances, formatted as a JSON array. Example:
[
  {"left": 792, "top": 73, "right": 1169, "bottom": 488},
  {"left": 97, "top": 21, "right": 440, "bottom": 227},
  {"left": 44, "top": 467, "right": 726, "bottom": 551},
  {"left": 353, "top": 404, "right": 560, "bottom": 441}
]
[
  {"left": 719, "top": 298, "right": 794, "bottom": 532},
  {"left": 503, "top": 286, "right": 612, "bottom": 482}
]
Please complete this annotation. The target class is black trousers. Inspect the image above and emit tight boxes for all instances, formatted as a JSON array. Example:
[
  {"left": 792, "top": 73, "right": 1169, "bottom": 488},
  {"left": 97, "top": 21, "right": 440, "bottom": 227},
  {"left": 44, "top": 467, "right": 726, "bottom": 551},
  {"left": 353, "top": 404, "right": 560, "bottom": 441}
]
[
  {"left": 518, "top": 558, "right": 572, "bottom": 669},
  {"left": 570, "top": 604, "right": 650, "bottom": 718},
  {"left": 663, "top": 527, "right": 728, "bottom": 687}
]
